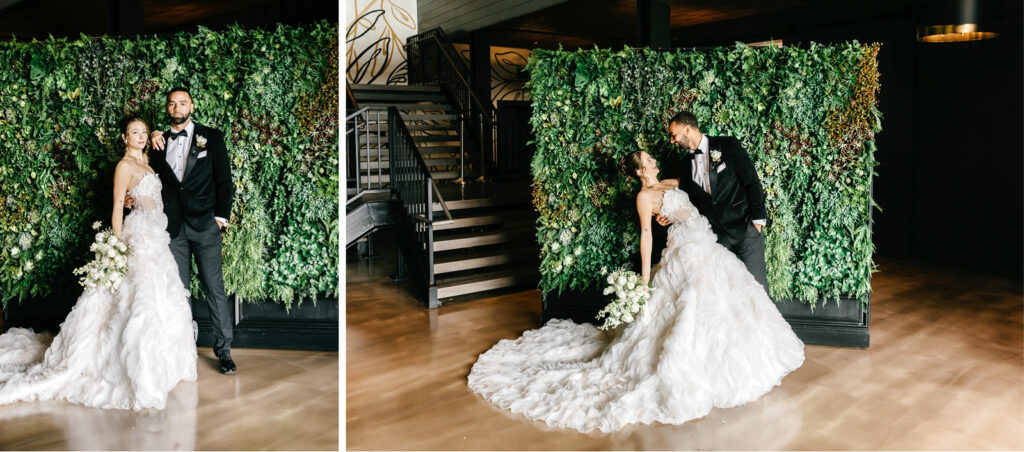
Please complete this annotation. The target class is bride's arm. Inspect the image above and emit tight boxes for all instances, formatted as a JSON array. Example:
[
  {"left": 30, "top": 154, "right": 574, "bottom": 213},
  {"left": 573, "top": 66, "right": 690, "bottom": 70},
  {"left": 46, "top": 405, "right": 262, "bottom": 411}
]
[
  {"left": 111, "top": 162, "right": 131, "bottom": 239},
  {"left": 636, "top": 191, "right": 654, "bottom": 285}
]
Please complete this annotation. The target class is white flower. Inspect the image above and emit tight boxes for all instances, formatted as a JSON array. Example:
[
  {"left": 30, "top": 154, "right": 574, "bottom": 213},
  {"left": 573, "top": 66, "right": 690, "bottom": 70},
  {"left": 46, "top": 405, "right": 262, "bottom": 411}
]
[
  {"left": 551, "top": 242, "right": 560, "bottom": 252},
  {"left": 106, "top": 235, "right": 118, "bottom": 246},
  {"left": 196, "top": 135, "right": 208, "bottom": 148},
  {"left": 574, "top": 246, "right": 582, "bottom": 256},
  {"left": 92, "top": 221, "right": 102, "bottom": 230},
  {"left": 563, "top": 255, "right": 572, "bottom": 266},
  {"left": 10, "top": 247, "right": 19, "bottom": 256},
  {"left": 617, "top": 276, "right": 626, "bottom": 286},
  {"left": 710, "top": 150, "right": 722, "bottom": 163}
]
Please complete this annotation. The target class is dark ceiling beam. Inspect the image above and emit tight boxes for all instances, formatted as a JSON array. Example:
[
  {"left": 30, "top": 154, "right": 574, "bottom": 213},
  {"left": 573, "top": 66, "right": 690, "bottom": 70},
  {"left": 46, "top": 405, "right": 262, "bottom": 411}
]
[
  {"left": 107, "top": 0, "right": 144, "bottom": 38},
  {"left": 637, "top": 0, "right": 671, "bottom": 49}
]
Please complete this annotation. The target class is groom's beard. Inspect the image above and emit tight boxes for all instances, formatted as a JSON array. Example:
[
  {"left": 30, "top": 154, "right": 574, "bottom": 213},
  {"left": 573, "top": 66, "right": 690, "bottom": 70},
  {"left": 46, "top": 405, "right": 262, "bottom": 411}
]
[{"left": 169, "top": 113, "right": 191, "bottom": 125}]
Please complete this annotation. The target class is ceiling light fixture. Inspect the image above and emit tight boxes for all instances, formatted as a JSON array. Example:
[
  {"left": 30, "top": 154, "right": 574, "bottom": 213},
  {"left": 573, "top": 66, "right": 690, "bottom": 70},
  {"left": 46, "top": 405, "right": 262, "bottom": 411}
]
[{"left": 917, "top": 0, "right": 998, "bottom": 43}]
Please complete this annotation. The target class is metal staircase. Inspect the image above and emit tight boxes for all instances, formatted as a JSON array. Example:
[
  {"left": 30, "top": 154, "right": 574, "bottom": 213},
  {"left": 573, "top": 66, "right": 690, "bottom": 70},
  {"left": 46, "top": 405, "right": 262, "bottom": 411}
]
[{"left": 345, "top": 26, "right": 538, "bottom": 308}]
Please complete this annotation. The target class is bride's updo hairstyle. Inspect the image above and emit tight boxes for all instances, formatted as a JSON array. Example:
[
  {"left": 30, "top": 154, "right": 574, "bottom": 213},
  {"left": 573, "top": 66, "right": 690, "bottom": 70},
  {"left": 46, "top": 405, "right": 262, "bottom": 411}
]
[{"left": 619, "top": 150, "right": 645, "bottom": 182}]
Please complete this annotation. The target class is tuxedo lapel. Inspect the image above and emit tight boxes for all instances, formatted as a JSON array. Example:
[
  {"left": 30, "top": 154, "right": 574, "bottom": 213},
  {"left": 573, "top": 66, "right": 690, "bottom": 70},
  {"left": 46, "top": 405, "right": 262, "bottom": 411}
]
[
  {"left": 682, "top": 153, "right": 711, "bottom": 203},
  {"left": 181, "top": 124, "right": 200, "bottom": 182},
  {"left": 707, "top": 136, "right": 719, "bottom": 199}
]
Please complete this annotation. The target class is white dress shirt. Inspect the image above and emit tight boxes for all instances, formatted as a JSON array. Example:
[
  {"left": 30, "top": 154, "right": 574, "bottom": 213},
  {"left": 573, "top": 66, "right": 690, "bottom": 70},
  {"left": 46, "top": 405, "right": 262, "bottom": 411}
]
[
  {"left": 165, "top": 122, "right": 194, "bottom": 182},
  {"left": 690, "top": 134, "right": 765, "bottom": 228}
]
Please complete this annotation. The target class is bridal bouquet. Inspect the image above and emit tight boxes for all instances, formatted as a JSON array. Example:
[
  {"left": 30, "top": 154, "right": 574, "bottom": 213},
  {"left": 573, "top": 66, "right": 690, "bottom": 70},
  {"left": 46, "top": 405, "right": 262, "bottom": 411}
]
[
  {"left": 73, "top": 222, "right": 130, "bottom": 291},
  {"left": 595, "top": 269, "right": 651, "bottom": 330}
]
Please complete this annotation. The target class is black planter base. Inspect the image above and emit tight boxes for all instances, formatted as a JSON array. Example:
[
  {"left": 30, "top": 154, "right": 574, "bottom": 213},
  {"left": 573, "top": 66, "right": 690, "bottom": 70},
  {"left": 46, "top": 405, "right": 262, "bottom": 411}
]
[
  {"left": 542, "top": 289, "right": 869, "bottom": 348},
  {"left": 3, "top": 294, "right": 338, "bottom": 351}
]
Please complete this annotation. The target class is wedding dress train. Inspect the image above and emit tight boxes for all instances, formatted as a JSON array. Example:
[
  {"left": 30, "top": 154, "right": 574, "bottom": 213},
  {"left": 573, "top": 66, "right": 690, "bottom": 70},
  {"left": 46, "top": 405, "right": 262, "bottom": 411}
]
[
  {"left": 468, "top": 188, "right": 805, "bottom": 433},
  {"left": 0, "top": 173, "right": 197, "bottom": 410}
]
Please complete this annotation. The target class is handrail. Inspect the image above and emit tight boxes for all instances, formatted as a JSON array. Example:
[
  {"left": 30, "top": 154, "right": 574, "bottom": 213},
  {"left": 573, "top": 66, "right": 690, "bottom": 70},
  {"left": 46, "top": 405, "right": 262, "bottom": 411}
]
[
  {"left": 406, "top": 26, "right": 497, "bottom": 182},
  {"left": 406, "top": 27, "right": 492, "bottom": 119},
  {"left": 345, "top": 105, "right": 389, "bottom": 197},
  {"left": 388, "top": 106, "right": 437, "bottom": 285}
]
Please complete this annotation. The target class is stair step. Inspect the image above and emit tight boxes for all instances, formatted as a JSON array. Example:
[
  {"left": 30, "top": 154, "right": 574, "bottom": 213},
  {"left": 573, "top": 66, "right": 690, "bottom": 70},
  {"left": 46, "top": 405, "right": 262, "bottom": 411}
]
[
  {"left": 358, "top": 146, "right": 461, "bottom": 157},
  {"left": 359, "top": 171, "right": 461, "bottom": 185},
  {"left": 354, "top": 92, "right": 448, "bottom": 102},
  {"left": 350, "top": 84, "right": 441, "bottom": 92},
  {"left": 435, "top": 265, "right": 539, "bottom": 299},
  {"left": 432, "top": 196, "right": 532, "bottom": 212},
  {"left": 432, "top": 226, "right": 533, "bottom": 252},
  {"left": 403, "top": 113, "right": 457, "bottom": 121},
  {"left": 434, "top": 246, "right": 538, "bottom": 274},
  {"left": 358, "top": 102, "right": 455, "bottom": 112},
  {"left": 357, "top": 150, "right": 463, "bottom": 161},
  {"left": 433, "top": 209, "right": 536, "bottom": 231},
  {"left": 359, "top": 158, "right": 458, "bottom": 170},
  {"left": 407, "top": 123, "right": 456, "bottom": 131},
  {"left": 357, "top": 134, "right": 461, "bottom": 144}
]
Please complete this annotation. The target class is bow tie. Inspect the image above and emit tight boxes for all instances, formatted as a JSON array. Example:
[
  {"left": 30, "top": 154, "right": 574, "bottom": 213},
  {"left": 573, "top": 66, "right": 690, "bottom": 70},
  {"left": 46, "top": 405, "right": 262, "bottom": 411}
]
[
  {"left": 167, "top": 130, "right": 188, "bottom": 140},
  {"left": 690, "top": 149, "right": 703, "bottom": 156}
]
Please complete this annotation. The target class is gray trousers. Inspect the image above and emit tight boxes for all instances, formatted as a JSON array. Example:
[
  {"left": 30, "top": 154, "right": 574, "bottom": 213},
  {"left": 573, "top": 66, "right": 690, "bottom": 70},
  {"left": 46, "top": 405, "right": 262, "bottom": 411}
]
[
  {"left": 169, "top": 218, "right": 233, "bottom": 356},
  {"left": 719, "top": 223, "right": 770, "bottom": 290}
]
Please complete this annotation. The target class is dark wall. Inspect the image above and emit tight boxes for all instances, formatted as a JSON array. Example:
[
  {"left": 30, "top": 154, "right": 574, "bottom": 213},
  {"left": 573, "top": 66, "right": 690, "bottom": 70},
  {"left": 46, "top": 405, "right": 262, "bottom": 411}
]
[{"left": 674, "top": 0, "right": 1023, "bottom": 279}]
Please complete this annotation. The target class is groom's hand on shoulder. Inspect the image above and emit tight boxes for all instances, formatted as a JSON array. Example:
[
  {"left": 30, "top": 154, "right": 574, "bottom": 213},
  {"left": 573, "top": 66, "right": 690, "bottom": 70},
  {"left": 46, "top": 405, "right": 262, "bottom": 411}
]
[{"left": 150, "top": 131, "right": 166, "bottom": 151}]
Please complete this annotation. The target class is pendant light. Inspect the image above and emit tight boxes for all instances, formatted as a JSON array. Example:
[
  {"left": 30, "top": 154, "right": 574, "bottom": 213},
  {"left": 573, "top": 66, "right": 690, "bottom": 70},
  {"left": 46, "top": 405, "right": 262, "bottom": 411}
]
[{"left": 917, "top": 0, "right": 998, "bottom": 43}]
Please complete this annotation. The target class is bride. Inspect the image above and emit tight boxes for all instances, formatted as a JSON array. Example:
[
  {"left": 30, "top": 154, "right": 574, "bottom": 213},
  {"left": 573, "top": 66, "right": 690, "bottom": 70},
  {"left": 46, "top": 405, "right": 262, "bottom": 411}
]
[
  {"left": 0, "top": 115, "right": 197, "bottom": 410},
  {"left": 468, "top": 150, "right": 805, "bottom": 433}
]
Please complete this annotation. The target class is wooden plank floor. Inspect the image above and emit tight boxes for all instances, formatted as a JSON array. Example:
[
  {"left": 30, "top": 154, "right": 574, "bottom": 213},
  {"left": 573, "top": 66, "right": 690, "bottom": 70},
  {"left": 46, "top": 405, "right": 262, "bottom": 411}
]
[
  {"left": 0, "top": 347, "right": 339, "bottom": 450},
  {"left": 346, "top": 243, "right": 1023, "bottom": 450}
]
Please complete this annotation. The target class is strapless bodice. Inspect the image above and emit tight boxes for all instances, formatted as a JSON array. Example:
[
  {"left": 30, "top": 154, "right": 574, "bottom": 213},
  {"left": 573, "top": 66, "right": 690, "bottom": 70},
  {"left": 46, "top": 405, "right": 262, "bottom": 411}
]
[{"left": 129, "top": 173, "right": 163, "bottom": 212}]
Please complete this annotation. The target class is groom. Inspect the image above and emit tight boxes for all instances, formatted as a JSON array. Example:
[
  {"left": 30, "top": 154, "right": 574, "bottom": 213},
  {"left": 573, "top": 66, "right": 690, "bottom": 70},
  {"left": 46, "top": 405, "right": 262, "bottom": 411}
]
[
  {"left": 148, "top": 87, "right": 237, "bottom": 374},
  {"left": 654, "top": 111, "right": 769, "bottom": 289}
]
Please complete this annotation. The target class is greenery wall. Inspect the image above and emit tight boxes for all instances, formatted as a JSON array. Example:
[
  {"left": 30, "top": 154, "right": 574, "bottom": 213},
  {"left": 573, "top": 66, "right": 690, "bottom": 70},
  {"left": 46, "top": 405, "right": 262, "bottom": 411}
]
[
  {"left": 0, "top": 22, "right": 338, "bottom": 310},
  {"left": 528, "top": 43, "right": 881, "bottom": 307}
]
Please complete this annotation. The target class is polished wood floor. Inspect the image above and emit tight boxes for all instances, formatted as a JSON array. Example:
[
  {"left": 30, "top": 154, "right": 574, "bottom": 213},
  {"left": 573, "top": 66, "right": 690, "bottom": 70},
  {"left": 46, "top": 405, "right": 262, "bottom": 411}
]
[
  {"left": 0, "top": 347, "right": 338, "bottom": 450},
  {"left": 346, "top": 244, "right": 1023, "bottom": 450}
]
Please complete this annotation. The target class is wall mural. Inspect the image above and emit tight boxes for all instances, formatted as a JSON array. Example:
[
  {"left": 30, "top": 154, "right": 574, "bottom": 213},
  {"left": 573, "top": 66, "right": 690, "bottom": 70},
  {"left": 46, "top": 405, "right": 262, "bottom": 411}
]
[
  {"left": 455, "top": 44, "right": 533, "bottom": 106},
  {"left": 346, "top": 0, "right": 418, "bottom": 85}
]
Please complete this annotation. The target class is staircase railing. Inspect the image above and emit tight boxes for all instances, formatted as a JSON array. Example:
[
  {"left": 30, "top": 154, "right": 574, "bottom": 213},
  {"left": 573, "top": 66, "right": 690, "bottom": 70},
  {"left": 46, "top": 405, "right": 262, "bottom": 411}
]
[
  {"left": 387, "top": 106, "right": 453, "bottom": 295},
  {"left": 346, "top": 105, "right": 389, "bottom": 199},
  {"left": 406, "top": 26, "right": 495, "bottom": 183}
]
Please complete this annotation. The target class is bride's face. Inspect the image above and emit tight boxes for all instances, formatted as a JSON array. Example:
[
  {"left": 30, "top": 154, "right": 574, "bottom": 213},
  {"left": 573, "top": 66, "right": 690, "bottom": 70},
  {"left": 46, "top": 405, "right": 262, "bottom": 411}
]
[
  {"left": 122, "top": 121, "right": 148, "bottom": 151},
  {"left": 637, "top": 151, "right": 659, "bottom": 179}
]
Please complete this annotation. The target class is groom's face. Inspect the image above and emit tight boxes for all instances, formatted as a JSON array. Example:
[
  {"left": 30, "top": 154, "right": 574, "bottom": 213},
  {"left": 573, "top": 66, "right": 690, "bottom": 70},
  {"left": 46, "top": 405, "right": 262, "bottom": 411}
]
[
  {"left": 669, "top": 122, "right": 693, "bottom": 150},
  {"left": 166, "top": 92, "right": 194, "bottom": 126}
]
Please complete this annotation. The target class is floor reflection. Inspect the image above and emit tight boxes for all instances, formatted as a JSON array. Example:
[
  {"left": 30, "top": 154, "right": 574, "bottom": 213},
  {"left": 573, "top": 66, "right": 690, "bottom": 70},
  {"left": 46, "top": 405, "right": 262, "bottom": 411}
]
[{"left": 0, "top": 381, "right": 197, "bottom": 450}]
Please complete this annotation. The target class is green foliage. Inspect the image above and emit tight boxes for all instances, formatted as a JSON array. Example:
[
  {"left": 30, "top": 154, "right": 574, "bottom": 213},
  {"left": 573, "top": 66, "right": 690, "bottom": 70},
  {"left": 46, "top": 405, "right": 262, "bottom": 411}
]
[
  {"left": 529, "top": 43, "right": 881, "bottom": 308},
  {"left": 0, "top": 23, "right": 339, "bottom": 311}
]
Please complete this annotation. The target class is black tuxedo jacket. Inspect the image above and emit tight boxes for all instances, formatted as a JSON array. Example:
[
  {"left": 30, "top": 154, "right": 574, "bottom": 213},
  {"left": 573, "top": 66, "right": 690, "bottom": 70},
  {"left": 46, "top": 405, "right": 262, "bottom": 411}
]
[
  {"left": 648, "top": 136, "right": 767, "bottom": 264},
  {"left": 149, "top": 122, "right": 234, "bottom": 238}
]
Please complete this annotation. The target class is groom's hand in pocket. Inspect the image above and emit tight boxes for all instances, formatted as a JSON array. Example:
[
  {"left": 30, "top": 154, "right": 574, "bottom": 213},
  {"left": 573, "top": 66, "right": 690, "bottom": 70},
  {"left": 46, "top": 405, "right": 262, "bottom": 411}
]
[
  {"left": 655, "top": 213, "right": 671, "bottom": 227},
  {"left": 123, "top": 194, "right": 136, "bottom": 210}
]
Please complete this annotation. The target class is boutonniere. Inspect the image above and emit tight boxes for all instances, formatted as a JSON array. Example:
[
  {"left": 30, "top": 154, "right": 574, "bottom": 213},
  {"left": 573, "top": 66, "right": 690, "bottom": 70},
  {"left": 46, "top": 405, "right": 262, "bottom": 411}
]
[
  {"left": 196, "top": 135, "right": 208, "bottom": 149},
  {"left": 710, "top": 149, "right": 722, "bottom": 164}
]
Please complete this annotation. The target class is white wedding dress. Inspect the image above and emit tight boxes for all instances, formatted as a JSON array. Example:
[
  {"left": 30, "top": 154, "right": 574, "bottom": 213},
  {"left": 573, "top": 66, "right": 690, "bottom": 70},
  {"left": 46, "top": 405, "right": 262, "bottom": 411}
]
[
  {"left": 468, "top": 188, "right": 805, "bottom": 433},
  {"left": 0, "top": 173, "right": 197, "bottom": 410}
]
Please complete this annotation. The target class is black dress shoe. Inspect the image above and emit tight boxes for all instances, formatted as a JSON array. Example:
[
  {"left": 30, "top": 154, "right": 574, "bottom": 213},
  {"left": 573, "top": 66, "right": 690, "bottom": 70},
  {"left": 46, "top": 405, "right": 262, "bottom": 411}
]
[{"left": 217, "top": 353, "right": 237, "bottom": 374}]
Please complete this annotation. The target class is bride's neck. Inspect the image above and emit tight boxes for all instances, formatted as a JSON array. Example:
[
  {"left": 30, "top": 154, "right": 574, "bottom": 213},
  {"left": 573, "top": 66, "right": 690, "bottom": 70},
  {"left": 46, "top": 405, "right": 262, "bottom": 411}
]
[
  {"left": 125, "top": 148, "right": 145, "bottom": 160},
  {"left": 641, "top": 176, "right": 660, "bottom": 189}
]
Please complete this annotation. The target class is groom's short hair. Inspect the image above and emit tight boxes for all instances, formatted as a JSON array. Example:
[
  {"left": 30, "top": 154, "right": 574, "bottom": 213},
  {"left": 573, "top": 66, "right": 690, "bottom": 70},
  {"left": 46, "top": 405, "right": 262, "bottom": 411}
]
[
  {"left": 167, "top": 87, "right": 192, "bottom": 100},
  {"left": 669, "top": 111, "right": 699, "bottom": 129}
]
